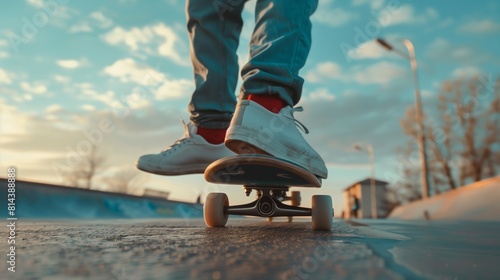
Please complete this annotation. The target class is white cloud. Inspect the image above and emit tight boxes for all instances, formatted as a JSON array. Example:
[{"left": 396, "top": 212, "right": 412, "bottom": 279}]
[
  {"left": 352, "top": 0, "right": 385, "bottom": 10},
  {"left": 82, "top": 104, "right": 96, "bottom": 111},
  {"left": 103, "top": 58, "right": 193, "bottom": 100},
  {"left": 26, "top": 0, "right": 44, "bottom": 8},
  {"left": 352, "top": 61, "right": 405, "bottom": 85},
  {"left": 20, "top": 82, "right": 47, "bottom": 94},
  {"left": 306, "top": 61, "right": 405, "bottom": 86},
  {"left": 56, "top": 59, "right": 88, "bottom": 69},
  {"left": 451, "top": 67, "right": 481, "bottom": 78},
  {"left": 102, "top": 23, "right": 188, "bottom": 66},
  {"left": 0, "top": 68, "right": 13, "bottom": 84},
  {"left": 154, "top": 79, "right": 192, "bottom": 100},
  {"left": 458, "top": 19, "right": 500, "bottom": 34},
  {"left": 305, "top": 61, "right": 344, "bottom": 83},
  {"left": 68, "top": 22, "right": 93, "bottom": 33},
  {"left": 68, "top": 11, "right": 114, "bottom": 33},
  {"left": 45, "top": 104, "right": 62, "bottom": 114},
  {"left": 90, "top": 11, "right": 113, "bottom": 29},
  {"left": 78, "top": 85, "right": 119, "bottom": 109},
  {"left": 383, "top": 5, "right": 438, "bottom": 26},
  {"left": 104, "top": 58, "right": 164, "bottom": 84},
  {"left": 53, "top": 75, "right": 71, "bottom": 84},
  {"left": 0, "top": 51, "right": 9, "bottom": 59},
  {"left": 348, "top": 40, "right": 391, "bottom": 60},
  {"left": 308, "top": 88, "right": 336, "bottom": 101},
  {"left": 425, "top": 38, "right": 489, "bottom": 64},
  {"left": 313, "top": 0, "right": 358, "bottom": 27}
]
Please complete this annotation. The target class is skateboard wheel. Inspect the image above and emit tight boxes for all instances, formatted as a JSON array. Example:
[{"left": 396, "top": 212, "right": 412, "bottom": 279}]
[
  {"left": 290, "top": 191, "right": 301, "bottom": 206},
  {"left": 287, "top": 216, "right": 293, "bottom": 223},
  {"left": 311, "top": 195, "right": 333, "bottom": 231},
  {"left": 204, "top": 193, "right": 229, "bottom": 227},
  {"left": 267, "top": 217, "right": 273, "bottom": 222}
]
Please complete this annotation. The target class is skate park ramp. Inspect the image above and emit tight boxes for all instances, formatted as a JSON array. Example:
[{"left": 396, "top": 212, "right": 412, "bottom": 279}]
[
  {"left": 389, "top": 176, "right": 500, "bottom": 221},
  {"left": 0, "top": 178, "right": 202, "bottom": 219}
]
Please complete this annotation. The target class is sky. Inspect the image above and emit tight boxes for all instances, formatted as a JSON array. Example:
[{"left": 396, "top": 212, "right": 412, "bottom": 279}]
[{"left": 1, "top": 0, "right": 499, "bottom": 214}]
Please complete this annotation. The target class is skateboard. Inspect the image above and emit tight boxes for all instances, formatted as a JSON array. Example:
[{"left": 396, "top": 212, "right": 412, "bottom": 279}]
[{"left": 203, "top": 154, "right": 333, "bottom": 231}]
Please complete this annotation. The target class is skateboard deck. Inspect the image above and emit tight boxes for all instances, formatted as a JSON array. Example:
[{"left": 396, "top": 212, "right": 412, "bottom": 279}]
[{"left": 204, "top": 154, "right": 321, "bottom": 188}]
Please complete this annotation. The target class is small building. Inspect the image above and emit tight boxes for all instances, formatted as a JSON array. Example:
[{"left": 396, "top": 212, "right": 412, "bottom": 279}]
[{"left": 343, "top": 178, "right": 389, "bottom": 219}]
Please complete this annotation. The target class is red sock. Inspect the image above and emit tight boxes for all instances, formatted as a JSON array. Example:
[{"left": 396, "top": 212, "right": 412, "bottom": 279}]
[
  {"left": 197, "top": 127, "right": 227, "bottom": 144},
  {"left": 247, "top": 94, "right": 285, "bottom": 113}
]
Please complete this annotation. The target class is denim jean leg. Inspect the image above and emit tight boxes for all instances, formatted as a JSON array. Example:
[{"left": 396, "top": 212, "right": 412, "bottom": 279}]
[
  {"left": 240, "top": 0, "right": 318, "bottom": 106},
  {"left": 186, "top": 0, "right": 245, "bottom": 128}
]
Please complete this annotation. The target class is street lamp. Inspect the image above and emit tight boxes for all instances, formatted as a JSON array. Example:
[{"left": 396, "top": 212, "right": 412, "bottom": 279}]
[
  {"left": 376, "top": 38, "right": 430, "bottom": 199},
  {"left": 353, "top": 143, "right": 377, "bottom": 219}
]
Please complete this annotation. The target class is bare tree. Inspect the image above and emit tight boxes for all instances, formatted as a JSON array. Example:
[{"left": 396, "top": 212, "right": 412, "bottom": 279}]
[
  {"left": 63, "top": 144, "right": 105, "bottom": 189},
  {"left": 102, "top": 168, "right": 148, "bottom": 195},
  {"left": 399, "top": 75, "right": 500, "bottom": 194}
]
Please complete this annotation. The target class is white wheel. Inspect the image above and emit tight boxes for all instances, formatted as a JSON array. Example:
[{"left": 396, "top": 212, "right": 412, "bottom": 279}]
[
  {"left": 204, "top": 193, "right": 229, "bottom": 227},
  {"left": 311, "top": 195, "right": 333, "bottom": 231},
  {"left": 290, "top": 191, "right": 301, "bottom": 206},
  {"left": 267, "top": 217, "right": 273, "bottom": 222}
]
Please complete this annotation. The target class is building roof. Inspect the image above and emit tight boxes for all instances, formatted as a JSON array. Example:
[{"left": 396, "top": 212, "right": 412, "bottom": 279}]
[{"left": 343, "top": 178, "right": 389, "bottom": 191}]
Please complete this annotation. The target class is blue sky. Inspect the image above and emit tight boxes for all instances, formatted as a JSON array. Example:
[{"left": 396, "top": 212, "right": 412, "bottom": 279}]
[{"left": 1, "top": 0, "right": 499, "bottom": 213}]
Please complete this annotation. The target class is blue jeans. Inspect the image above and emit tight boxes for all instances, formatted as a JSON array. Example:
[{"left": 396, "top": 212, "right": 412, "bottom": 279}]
[{"left": 186, "top": 0, "right": 318, "bottom": 128}]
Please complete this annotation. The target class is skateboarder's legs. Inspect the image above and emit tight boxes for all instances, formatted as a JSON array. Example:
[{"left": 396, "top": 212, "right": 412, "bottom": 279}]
[
  {"left": 187, "top": 0, "right": 318, "bottom": 125},
  {"left": 186, "top": 0, "right": 244, "bottom": 129},
  {"left": 241, "top": 0, "right": 318, "bottom": 106},
  {"left": 137, "top": 0, "right": 327, "bottom": 178}
]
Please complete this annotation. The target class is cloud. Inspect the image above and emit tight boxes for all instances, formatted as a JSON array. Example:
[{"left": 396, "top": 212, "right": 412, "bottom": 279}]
[
  {"left": 312, "top": 0, "right": 358, "bottom": 27},
  {"left": 306, "top": 61, "right": 406, "bottom": 86},
  {"left": 383, "top": 5, "right": 438, "bottom": 26},
  {"left": 102, "top": 23, "right": 188, "bottom": 66},
  {"left": 76, "top": 84, "right": 119, "bottom": 109},
  {"left": 20, "top": 82, "right": 47, "bottom": 94},
  {"left": 451, "top": 67, "right": 481, "bottom": 79},
  {"left": 425, "top": 38, "right": 491, "bottom": 64},
  {"left": 68, "top": 22, "right": 93, "bottom": 33},
  {"left": 89, "top": 11, "right": 113, "bottom": 29},
  {"left": 458, "top": 19, "right": 500, "bottom": 34},
  {"left": 56, "top": 59, "right": 88, "bottom": 69},
  {"left": 82, "top": 104, "right": 96, "bottom": 111},
  {"left": 53, "top": 75, "right": 71, "bottom": 84},
  {"left": 305, "top": 61, "right": 344, "bottom": 83},
  {"left": 26, "top": 0, "right": 43, "bottom": 8},
  {"left": 307, "top": 88, "right": 336, "bottom": 101},
  {"left": 103, "top": 58, "right": 193, "bottom": 100},
  {"left": 45, "top": 104, "right": 62, "bottom": 114},
  {"left": 347, "top": 40, "right": 392, "bottom": 60},
  {"left": 352, "top": 61, "right": 406, "bottom": 86},
  {"left": 68, "top": 11, "right": 114, "bottom": 33},
  {"left": 104, "top": 58, "right": 163, "bottom": 84},
  {"left": 352, "top": 0, "right": 385, "bottom": 10},
  {"left": 0, "top": 68, "right": 13, "bottom": 84}
]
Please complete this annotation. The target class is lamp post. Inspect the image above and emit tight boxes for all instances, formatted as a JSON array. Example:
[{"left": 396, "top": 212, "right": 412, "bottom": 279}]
[
  {"left": 354, "top": 143, "right": 377, "bottom": 219},
  {"left": 376, "top": 38, "right": 430, "bottom": 199}
]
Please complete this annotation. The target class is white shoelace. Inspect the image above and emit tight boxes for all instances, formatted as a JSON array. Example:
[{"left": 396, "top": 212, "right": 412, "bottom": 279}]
[
  {"left": 291, "top": 107, "right": 309, "bottom": 134},
  {"left": 161, "top": 119, "right": 192, "bottom": 155}
]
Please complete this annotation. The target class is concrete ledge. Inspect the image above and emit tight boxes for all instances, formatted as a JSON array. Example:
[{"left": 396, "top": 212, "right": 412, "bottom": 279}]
[{"left": 389, "top": 176, "right": 500, "bottom": 221}]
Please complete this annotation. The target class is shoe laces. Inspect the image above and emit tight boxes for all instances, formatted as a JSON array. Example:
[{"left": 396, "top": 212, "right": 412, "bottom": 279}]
[
  {"left": 161, "top": 119, "right": 192, "bottom": 155},
  {"left": 291, "top": 107, "right": 309, "bottom": 134}
]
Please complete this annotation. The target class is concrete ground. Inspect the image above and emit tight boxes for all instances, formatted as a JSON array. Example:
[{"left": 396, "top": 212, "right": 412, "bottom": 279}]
[{"left": 1, "top": 218, "right": 499, "bottom": 279}]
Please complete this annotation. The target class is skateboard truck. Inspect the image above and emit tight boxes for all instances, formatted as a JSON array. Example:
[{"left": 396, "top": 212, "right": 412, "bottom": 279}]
[{"left": 226, "top": 186, "right": 310, "bottom": 217}]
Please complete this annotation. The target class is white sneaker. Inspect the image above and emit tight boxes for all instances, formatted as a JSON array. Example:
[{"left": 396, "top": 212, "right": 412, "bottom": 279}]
[
  {"left": 136, "top": 120, "right": 235, "bottom": 175},
  {"left": 225, "top": 100, "right": 328, "bottom": 179}
]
